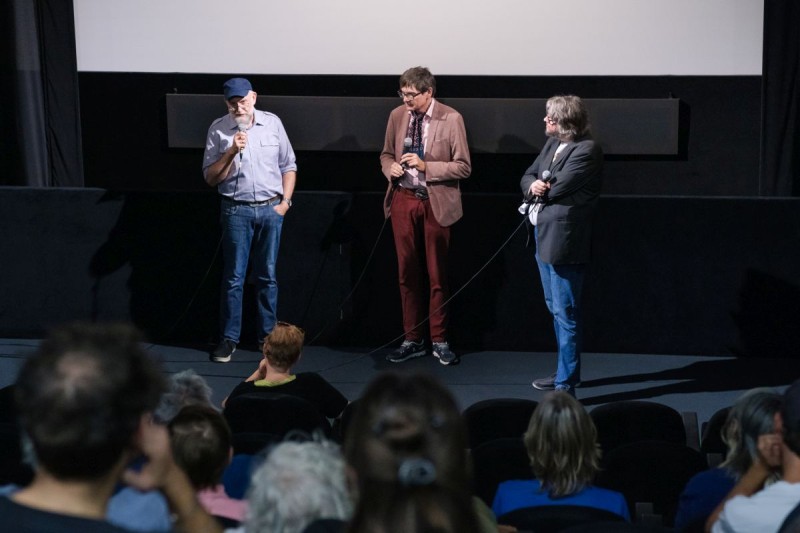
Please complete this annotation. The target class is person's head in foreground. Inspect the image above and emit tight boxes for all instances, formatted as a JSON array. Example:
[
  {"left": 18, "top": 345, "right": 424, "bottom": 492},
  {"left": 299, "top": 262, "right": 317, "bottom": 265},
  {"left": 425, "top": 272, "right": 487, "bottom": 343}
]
[{"left": 343, "top": 372, "right": 479, "bottom": 533}]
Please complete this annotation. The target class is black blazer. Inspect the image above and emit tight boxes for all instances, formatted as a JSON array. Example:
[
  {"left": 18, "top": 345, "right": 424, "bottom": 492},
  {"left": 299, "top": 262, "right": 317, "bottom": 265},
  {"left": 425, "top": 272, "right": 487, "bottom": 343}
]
[{"left": 520, "top": 134, "right": 603, "bottom": 264}]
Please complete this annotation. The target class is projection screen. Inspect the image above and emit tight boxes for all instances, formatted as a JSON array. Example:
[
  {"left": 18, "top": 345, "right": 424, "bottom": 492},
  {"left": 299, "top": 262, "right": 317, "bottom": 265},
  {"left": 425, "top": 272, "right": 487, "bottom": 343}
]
[{"left": 73, "top": 0, "right": 763, "bottom": 76}]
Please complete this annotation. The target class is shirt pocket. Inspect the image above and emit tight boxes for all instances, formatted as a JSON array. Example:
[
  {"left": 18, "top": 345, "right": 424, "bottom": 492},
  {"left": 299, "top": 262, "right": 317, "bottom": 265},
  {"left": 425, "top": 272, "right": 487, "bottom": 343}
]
[{"left": 259, "top": 135, "right": 280, "bottom": 157}]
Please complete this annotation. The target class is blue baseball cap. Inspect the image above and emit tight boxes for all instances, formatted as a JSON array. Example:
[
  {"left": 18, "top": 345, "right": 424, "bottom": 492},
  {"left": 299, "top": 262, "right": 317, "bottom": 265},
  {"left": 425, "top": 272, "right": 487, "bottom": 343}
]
[{"left": 223, "top": 78, "right": 253, "bottom": 100}]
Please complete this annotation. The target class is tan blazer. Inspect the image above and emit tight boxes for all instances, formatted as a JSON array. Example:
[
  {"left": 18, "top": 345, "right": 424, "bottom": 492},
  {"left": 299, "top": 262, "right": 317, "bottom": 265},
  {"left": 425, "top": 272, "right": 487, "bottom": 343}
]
[{"left": 380, "top": 100, "right": 471, "bottom": 227}]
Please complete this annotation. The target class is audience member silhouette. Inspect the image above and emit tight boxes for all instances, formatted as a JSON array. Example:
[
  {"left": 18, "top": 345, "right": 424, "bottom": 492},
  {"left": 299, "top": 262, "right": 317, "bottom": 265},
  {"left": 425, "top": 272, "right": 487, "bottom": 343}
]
[
  {"left": 223, "top": 321, "right": 347, "bottom": 419},
  {"left": 155, "top": 368, "right": 215, "bottom": 423},
  {"left": 492, "top": 391, "right": 630, "bottom": 521},
  {"left": 170, "top": 405, "right": 247, "bottom": 526},
  {"left": 674, "top": 388, "right": 782, "bottom": 532},
  {"left": 242, "top": 435, "right": 352, "bottom": 533},
  {"left": 343, "top": 372, "right": 487, "bottom": 533},
  {"left": 0, "top": 321, "right": 222, "bottom": 533},
  {"left": 108, "top": 369, "right": 221, "bottom": 531},
  {"left": 707, "top": 379, "right": 800, "bottom": 532}
]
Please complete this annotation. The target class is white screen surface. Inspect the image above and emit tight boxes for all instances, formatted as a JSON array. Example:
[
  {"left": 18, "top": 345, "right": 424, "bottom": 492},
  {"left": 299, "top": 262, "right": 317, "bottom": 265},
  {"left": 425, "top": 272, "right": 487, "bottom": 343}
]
[{"left": 73, "top": 0, "right": 763, "bottom": 75}]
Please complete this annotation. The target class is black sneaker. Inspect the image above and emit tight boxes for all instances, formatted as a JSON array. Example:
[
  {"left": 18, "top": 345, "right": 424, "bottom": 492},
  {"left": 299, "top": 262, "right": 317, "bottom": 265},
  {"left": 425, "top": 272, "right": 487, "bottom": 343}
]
[
  {"left": 532, "top": 373, "right": 581, "bottom": 390},
  {"left": 432, "top": 342, "right": 459, "bottom": 366},
  {"left": 211, "top": 339, "right": 236, "bottom": 363},
  {"left": 386, "top": 340, "right": 426, "bottom": 363},
  {"left": 532, "top": 374, "right": 556, "bottom": 390}
]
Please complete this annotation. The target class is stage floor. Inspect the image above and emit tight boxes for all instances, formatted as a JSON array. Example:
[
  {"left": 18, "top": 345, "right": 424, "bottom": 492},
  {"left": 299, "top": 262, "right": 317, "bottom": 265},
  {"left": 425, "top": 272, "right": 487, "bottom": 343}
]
[{"left": 3, "top": 338, "right": 799, "bottom": 428}]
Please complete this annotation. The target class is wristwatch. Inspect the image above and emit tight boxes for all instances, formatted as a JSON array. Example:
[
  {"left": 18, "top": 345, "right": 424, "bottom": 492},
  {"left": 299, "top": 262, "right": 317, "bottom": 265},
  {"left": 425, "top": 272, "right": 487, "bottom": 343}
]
[{"left": 282, "top": 198, "right": 292, "bottom": 207}]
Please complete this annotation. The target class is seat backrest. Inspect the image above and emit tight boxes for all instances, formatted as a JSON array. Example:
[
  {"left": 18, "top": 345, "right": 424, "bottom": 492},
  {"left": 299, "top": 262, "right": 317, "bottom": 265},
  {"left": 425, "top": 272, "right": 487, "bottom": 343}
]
[
  {"left": 230, "top": 431, "right": 282, "bottom": 456},
  {"left": 595, "top": 440, "right": 708, "bottom": 527},
  {"left": 463, "top": 398, "right": 538, "bottom": 450},
  {"left": 223, "top": 393, "right": 331, "bottom": 438},
  {"left": 497, "top": 504, "right": 625, "bottom": 532},
  {"left": 0, "top": 385, "right": 16, "bottom": 425},
  {"left": 590, "top": 401, "right": 686, "bottom": 455},
  {"left": 470, "top": 437, "right": 532, "bottom": 506},
  {"left": 700, "top": 406, "right": 730, "bottom": 456},
  {"left": 561, "top": 521, "right": 672, "bottom": 532},
  {"left": 331, "top": 398, "right": 359, "bottom": 444},
  {"left": 0, "top": 422, "right": 34, "bottom": 486}
]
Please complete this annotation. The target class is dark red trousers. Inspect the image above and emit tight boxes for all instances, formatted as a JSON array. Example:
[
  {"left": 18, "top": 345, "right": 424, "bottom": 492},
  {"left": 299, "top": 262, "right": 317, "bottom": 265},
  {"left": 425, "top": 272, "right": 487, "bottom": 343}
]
[{"left": 390, "top": 187, "right": 451, "bottom": 343}]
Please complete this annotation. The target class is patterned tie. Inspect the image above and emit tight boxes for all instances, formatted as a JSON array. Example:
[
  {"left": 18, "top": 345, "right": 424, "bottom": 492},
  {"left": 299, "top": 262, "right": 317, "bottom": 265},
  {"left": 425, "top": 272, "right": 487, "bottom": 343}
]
[{"left": 410, "top": 113, "right": 424, "bottom": 157}]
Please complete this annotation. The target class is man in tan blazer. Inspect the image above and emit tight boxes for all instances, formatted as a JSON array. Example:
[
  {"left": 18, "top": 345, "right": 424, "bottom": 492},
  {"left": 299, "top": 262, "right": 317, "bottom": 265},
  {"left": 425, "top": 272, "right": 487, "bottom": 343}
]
[{"left": 380, "top": 66, "right": 471, "bottom": 365}]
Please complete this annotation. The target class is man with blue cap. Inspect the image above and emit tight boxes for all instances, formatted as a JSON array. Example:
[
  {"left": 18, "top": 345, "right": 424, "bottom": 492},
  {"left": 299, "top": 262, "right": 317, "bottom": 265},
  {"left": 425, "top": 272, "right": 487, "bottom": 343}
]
[{"left": 203, "top": 77, "right": 297, "bottom": 362}]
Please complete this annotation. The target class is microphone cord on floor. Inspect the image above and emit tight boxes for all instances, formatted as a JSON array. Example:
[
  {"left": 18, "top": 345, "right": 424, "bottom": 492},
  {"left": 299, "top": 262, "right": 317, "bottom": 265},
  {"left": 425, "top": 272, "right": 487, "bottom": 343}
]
[{"left": 314, "top": 216, "right": 528, "bottom": 374}]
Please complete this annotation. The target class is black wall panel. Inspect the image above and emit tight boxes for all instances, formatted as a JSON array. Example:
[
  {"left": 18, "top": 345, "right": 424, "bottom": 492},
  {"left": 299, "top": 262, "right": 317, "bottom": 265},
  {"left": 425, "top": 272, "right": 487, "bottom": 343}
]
[
  {"left": 79, "top": 73, "right": 760, "bottom": 196},
  {"left": 2, "top": 188, "right": 798, "bottom": 358}
]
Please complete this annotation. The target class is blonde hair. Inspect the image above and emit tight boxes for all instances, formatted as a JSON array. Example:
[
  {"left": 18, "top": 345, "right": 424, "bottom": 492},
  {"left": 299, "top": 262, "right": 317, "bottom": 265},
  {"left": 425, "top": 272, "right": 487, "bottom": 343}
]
[
  {"left": 263, "top": 322, "right": 305, "bottom": 370},
  {"left": 523, "top": 391, "right": 600, "bottom": 497}
]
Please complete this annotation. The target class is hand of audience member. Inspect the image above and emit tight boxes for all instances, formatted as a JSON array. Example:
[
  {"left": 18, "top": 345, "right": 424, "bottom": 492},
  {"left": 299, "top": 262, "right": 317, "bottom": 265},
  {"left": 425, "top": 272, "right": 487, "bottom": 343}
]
[
  {"left": 246, "top": 358, "right": 268, "bottom": 382},
  {"left": 757, "top": 432, "right": 783, "bottom": 469},
  {"left": 497, "top": 525, "right": 518, "bottom": 533},
  {"left": 122, "top": 414, "right": 176, "bottom": 491},
  {"left": 124, "top": 414, "right": 223, "bottom": 533}
]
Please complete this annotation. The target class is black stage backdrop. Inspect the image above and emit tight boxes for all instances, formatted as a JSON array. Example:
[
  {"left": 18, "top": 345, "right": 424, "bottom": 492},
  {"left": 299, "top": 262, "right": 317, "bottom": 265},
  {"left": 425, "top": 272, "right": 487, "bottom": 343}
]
[
  {"left": 1, "top": 0, "right": 83, "bottom": 187},
  {"left": 3, "top": 1, "right": 800, "bottom": 195},
  {"left": 3, "top": 1, "right": 800, "bottom": 358},
  {"left": 78, "top": 73, "right": 759, "bottom": 198},
  {"left": 2, "top": 188, "right": 799, "bottom": 358},
  {"left": 761, "top": 0, "right": 800, "bottom": 196}
]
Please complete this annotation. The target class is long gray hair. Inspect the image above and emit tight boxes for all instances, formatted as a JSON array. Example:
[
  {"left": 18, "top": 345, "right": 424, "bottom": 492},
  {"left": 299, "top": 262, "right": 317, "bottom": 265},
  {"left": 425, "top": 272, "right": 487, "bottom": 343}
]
[{"left": 546, "top": 95, "right": 590, "bottom": 140}]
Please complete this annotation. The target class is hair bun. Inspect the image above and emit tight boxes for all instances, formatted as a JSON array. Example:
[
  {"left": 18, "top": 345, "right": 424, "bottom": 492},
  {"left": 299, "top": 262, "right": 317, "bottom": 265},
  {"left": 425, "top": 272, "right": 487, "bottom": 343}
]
[{"left": 397, "top": 457, "right": 437, "bottom": 486}]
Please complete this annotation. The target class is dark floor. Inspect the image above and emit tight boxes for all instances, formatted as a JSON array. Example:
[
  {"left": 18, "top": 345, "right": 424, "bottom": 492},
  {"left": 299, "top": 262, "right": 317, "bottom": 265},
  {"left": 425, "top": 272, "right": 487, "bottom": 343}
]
[{"left": 3, "top": 338, "right": 799, "bottom": 427}]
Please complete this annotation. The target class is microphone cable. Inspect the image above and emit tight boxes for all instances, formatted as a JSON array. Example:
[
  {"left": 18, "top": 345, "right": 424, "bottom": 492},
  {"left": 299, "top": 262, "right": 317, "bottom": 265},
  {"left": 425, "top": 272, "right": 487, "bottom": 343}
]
[
  {"left": 303, "top": 180, "right": 408, "bottom": 345},
  {"left": 313, "top": 213, "right": 529, "bottom": 374},
  {"left": 144, "top": 145, "right": 243, "bottom": 353}
]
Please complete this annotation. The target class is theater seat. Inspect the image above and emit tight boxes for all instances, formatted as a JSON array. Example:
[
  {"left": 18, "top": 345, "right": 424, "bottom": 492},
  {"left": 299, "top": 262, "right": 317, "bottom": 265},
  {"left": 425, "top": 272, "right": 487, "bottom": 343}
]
[
  {"left": 595, "top": 440, "right": 707, "bottom": 527},
  {"left": 470, "top": 437, "right": 531, "bottom": 506},
  {"left": 590, "top": 401, "right": 688, "bottom": 455},
  {"left": 463, "top": 398, "right": 538, "bottom": 450},
  {"left": 497, "top": 504, "right": 625, "bottom": 532},
  {"left": 223, "top": 393, "right": 331, "bottom": 438}
]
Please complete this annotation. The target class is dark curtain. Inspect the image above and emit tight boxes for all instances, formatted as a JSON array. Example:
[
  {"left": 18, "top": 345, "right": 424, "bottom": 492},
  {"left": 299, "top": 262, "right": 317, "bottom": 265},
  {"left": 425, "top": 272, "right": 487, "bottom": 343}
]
[
  {"left": 0, "top": 0, "right": 83, "bottom": 187},
  {"left": 761, "top": 0, "right": 800, "bottom": 196}
]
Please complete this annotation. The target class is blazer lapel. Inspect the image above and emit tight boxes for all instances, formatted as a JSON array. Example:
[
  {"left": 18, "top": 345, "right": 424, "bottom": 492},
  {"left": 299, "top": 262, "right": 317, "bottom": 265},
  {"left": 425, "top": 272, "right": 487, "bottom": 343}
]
[
  {"left": 424, "top": 100, "right": 445, "bottom": 156},
  {"left": 395, "top": 112, "right": 409, "bottom": 155},
  {"left": 544, "top": 138, "right": 560, "bottom": 171}
]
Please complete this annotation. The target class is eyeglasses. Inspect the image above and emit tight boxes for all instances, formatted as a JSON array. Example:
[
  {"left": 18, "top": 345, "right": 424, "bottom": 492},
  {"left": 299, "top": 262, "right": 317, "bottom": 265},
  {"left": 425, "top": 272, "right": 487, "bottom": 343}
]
[
  {"left": 227, "top": 95, "right": 253, "bottom": 112},
  {"left": 398, "top": 90, "right": 423, "bottom": 100}
]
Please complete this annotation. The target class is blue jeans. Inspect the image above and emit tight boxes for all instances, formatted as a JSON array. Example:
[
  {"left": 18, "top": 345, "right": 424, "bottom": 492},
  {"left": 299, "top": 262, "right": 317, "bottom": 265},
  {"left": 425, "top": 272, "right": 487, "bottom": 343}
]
[
  {"left": 535, "top": 248, "right": 586, "bottom": 390},
  {"left": 219, "top": 199, "right": 283, "bottom": 344}
]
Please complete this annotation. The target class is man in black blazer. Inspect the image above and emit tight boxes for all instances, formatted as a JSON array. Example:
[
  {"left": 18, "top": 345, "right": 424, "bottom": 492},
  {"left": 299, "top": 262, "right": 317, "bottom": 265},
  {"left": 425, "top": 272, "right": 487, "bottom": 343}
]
[{"left": 520, "top": 95, "right": 603, "bottom": 394}]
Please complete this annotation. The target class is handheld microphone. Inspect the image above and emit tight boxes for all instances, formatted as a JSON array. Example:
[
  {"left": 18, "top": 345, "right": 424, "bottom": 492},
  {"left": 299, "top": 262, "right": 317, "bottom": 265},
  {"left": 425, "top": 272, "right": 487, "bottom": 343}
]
[
  {"left": 235, "top": 119, "right": 248, "bottom": 160},
  {"left": 532, "top": 170, "right": 552, "bottom": 204},
  {"left": 401, "top": 137, "right": 412, "bottom": 169}
]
